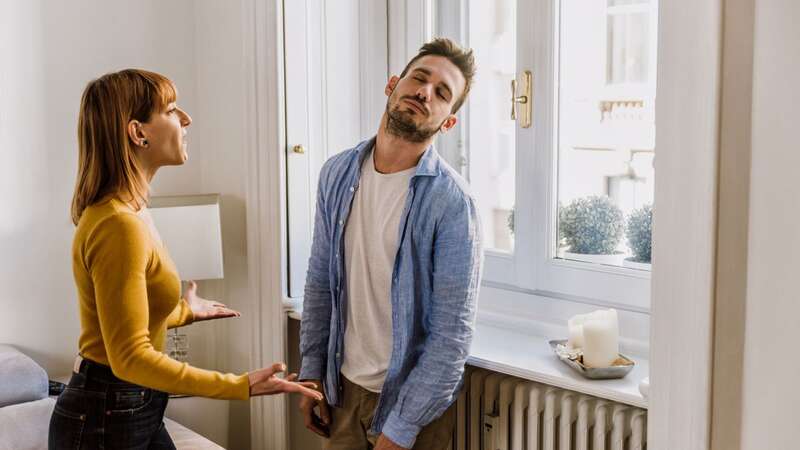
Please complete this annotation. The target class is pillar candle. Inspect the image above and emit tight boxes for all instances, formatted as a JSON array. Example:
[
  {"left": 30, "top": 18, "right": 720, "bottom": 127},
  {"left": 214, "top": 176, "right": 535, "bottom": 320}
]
[
  {"left": 582, "top": 309, "right": 619, "bottom": 368},
  {"left": 567, "top": 314, "right": 587, "bottom": 349}
]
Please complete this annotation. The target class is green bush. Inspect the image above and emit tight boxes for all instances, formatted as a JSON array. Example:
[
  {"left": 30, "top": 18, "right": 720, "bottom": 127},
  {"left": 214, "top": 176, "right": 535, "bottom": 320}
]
[
  {"left": 559, "top": 196, "right": 624, "bottom": 254},
  {"left": 626, "top": 203, "right": 653, "bottom": 263}
]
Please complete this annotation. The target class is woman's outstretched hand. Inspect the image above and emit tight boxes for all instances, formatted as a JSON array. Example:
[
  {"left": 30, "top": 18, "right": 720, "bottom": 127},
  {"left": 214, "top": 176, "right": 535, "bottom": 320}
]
[
  {"left": 249, "top": 363, "right": 323, "bottom": 400},
  {"left": 184, "top": 280, "right": 241, "bottom": 322}
]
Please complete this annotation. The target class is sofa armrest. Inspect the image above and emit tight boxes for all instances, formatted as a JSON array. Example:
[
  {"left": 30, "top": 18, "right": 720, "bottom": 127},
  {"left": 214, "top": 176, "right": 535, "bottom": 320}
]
[
  {"left": 0, "top": 345, "right": 48, "bottom": 408},
  {"left": 164, "top": 418, "right": 225, "bottom": 450}
]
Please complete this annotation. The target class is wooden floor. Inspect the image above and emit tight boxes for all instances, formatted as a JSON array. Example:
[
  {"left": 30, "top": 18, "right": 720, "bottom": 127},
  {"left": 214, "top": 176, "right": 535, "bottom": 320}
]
[{"left": 165, "top": 418, "right": 225, "bottom": 450}]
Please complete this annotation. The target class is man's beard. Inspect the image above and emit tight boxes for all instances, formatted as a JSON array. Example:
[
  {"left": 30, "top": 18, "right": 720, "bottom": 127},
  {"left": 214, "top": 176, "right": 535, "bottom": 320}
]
[{"left": 384, "top": 98, "right": 442, "bottom": 143}]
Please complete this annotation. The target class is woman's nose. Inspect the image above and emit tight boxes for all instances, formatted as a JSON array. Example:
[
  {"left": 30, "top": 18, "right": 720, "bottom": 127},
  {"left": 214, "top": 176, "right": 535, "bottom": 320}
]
[{"left": 180, "top": 109, "right": 192, "bottom": 127}]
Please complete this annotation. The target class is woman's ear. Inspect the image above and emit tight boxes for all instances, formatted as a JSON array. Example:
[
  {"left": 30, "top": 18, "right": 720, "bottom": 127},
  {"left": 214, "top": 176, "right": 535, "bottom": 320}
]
[{"left": 127, "top": 120, "right": 148, "bottom": 147}]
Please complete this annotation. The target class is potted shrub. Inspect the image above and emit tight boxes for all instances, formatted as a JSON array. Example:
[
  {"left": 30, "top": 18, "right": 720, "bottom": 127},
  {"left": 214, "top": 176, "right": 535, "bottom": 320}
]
[
  {"left": 559, "top": 195, "right": 625, "bottom": 265},
  {"left": 624, "top": 203, "right": 652, "bottom": 270}
]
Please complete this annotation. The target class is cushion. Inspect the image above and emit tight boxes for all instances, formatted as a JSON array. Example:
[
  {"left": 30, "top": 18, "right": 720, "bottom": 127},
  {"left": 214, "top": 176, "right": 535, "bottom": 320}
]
[
  {"left": 0, "top": 345, "right": 48, "bottom": 408},
  {"left": 0, "top": 397, "right": 55, "bottom": 450}
]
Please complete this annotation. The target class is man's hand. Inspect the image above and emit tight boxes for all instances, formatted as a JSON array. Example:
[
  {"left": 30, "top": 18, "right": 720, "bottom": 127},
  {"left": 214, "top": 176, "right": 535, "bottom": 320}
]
[
  {"left": 184, "top": 280, "right": 241, "bottom": 322},
  {"left": 299, "top": 379, "right": 331, "bottom": 437},
  {"left": 374, "top": 434, "right": 407, "bottom": 450}
]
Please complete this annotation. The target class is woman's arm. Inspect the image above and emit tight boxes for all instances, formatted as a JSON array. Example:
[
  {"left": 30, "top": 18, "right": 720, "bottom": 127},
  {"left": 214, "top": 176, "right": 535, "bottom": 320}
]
[{"left": 87, "top": 213, "right": 249, "bottom": 400}]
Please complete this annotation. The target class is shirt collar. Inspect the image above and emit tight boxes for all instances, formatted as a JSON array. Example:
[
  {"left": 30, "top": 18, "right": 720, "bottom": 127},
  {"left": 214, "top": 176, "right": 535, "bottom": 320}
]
[{"left": 354, "top": 136, "right": 441, "bottom": 179}]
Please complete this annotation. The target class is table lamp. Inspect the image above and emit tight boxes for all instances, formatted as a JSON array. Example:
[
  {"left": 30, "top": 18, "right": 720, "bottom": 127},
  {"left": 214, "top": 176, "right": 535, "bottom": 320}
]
[{"left": 148, "top": 194, "right": 224, "bottom": 363}]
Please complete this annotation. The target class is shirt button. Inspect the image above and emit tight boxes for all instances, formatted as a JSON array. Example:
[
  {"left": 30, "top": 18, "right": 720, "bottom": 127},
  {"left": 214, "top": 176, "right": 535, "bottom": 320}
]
[
  {"left": 339, "top": 220, "right": 343, "bottom": 225},
  {"left": 349, "top": 186, "right": 355, "bottom": 192},
  {"left": 336, "top": 352, "right": 341, "bottom": 358}
]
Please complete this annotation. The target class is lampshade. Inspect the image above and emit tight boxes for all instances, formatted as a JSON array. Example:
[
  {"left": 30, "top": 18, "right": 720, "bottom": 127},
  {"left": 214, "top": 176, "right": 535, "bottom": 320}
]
[{"left": 148, "top": 194, "right": 224, "bottom": 281}]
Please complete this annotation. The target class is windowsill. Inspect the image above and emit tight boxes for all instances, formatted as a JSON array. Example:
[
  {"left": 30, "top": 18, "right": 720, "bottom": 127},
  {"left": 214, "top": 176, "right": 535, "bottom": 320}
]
[
  {"left": 284, "top": 300, "right": 648, "bottom": 409},
  {"left": 468, "top": 321, "right": 648, "bottom": 409}
]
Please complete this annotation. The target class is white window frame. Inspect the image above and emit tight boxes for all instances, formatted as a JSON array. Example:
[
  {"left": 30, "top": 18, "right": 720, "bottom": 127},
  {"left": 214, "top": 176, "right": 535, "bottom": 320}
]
[{"left": 415, "top": 0, "right": 653, "bottom": 310}]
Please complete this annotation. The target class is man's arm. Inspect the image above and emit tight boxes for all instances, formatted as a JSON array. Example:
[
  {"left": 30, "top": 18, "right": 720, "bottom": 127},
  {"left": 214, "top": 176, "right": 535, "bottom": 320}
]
[
  {"left": 381, "top": 195, "right": 483, "bottom": 449},
  {"left": 299, "top": 165, "right": 334, "bottom": 381}
]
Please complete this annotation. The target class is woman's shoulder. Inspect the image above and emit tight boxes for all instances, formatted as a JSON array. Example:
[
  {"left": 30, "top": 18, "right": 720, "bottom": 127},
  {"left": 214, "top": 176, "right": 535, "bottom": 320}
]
[
  {"left": 74, "top": 201, "right": 154, "bottom": 270},
  {"left": 77, "top": 199, "right": 149, "bottom": 244}
]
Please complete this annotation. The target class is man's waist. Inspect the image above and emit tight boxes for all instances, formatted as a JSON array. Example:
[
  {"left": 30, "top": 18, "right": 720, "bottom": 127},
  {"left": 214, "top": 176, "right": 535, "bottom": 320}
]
[{"left": 340, "top": 361, "right": 387, "bottom": 394}]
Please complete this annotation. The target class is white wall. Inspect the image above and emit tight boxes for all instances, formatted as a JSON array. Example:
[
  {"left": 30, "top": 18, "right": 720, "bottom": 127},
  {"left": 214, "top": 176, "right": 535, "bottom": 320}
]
[
  {"left": 0, "top": 1, "right": 254, "bottom": 447},
  {"left": 740, "top": 1, "right": 800, "bottom": 448},
  {"left": 0, "top": 0, "right": 199, "bottom": 373}
]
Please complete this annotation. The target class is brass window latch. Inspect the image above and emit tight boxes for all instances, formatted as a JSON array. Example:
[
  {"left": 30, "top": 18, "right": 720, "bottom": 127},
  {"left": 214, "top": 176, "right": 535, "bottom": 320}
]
[{"left": 510, "top": 70, "right": 532, "bottom": 128}]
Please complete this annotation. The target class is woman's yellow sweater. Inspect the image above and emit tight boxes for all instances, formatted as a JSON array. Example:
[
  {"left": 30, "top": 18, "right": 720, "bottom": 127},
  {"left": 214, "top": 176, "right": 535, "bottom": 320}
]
[{"left": 73, "top": 198, "right": 249, "bottom": 400}]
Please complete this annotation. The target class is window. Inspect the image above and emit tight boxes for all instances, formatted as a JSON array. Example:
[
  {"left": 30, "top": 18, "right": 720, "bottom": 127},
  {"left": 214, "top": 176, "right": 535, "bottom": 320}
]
[
  {"left": 606, "top": 0, "right": 653, "bottom": 85},
  {"left": 428, "top": 0, "right": 658, "bottom": 309},
  {"left": 437, "top": 0, "right": 518, "bottom": 254},
  {"left": 286, "top": 0, "right": 658, "bottom": 310},
  {"left": 556, "top": 0, "right": 657, "bottom": 270}
]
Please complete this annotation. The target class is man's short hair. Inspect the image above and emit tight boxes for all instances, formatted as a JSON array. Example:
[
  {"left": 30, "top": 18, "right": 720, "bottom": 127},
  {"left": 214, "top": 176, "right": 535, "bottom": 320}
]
[{"left": 399, "top": 38, "right": 476, "bottom": 114}]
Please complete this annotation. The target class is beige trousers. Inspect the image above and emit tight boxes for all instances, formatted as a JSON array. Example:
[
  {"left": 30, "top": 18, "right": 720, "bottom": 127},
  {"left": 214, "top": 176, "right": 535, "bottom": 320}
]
[{"left": 323, "top": 376, "right": 456, "bottom": 450}]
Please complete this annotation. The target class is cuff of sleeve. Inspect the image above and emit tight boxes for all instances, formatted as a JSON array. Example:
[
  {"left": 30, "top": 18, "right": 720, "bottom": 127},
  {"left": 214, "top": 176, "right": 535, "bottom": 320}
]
[
  {"left": 382, "top": 410, "right": 422, "bottom": 449},
  {"left": 299, "top": 356, "right": 325, "bottom": 381},
  {"left": 167, "top": 299, "right": 194, "bottom": 328},
  {"left": 236, "top": 373, "right": 250, "bottom": 400}
]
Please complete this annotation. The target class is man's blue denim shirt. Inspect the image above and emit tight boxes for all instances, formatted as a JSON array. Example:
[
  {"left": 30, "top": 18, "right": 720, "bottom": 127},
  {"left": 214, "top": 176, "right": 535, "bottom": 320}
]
[{"left": 299, "top": 137, "right": 483, "bottom": 448}]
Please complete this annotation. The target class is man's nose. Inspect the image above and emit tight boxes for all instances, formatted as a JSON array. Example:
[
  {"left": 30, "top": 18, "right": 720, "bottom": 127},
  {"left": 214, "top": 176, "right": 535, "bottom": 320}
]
[{"left": 416, "top": 86, "right": 431, "bottom": 102}]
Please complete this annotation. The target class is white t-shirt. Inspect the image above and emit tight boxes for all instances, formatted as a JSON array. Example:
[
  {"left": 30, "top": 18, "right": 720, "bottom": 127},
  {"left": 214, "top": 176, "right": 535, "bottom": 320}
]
[{"left": 340, "top": 150, "right": 416, "bottom": 392}]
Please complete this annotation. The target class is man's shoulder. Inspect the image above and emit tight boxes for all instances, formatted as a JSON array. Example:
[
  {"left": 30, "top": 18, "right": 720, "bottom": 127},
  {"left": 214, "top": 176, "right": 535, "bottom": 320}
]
[{"left": 428, "top": 156, "right": 474, "bottom": 203}]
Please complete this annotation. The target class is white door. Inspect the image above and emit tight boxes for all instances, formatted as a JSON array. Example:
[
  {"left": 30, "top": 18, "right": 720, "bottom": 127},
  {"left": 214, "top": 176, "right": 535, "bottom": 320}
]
[{"left": 284, "top": 0, "right": 388, "bottom": 298}]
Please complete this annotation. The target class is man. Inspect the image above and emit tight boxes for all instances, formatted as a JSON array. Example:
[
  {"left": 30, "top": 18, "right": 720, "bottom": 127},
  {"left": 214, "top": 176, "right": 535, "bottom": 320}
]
[{"left": 298, "top": 38, "right": 482, "bottom": 450}]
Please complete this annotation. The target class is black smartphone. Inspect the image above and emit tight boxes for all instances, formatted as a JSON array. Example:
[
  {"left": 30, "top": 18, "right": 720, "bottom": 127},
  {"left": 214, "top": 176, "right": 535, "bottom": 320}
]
[{"left": 311, "top": 414, "right": 330, "bottom": 438}]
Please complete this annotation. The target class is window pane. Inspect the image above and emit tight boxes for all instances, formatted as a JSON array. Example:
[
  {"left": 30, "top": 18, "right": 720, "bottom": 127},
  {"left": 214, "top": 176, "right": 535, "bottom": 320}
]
[
  {"left": 556, "top": 0, "right": 656, "bottom": 269},
  {"left": 607, "top": 12, "right": 649, "bottom": 84},
  {"left": 436, "top": 0, "right": 517, "bottom": 253}
]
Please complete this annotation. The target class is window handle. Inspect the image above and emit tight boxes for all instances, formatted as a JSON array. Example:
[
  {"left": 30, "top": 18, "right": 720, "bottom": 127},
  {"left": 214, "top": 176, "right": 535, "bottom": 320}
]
[{"left": 510, "top": 70, "right": 532, "bottom": 128}]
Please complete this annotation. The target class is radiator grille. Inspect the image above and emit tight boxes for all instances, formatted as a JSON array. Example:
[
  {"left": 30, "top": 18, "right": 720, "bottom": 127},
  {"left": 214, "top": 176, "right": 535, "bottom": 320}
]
[{"left": 450, "top": 368, "right": 647, "bottom": 450}]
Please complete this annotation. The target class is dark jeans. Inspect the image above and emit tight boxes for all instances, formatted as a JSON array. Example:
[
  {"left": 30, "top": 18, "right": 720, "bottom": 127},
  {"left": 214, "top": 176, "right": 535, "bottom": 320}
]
[{"left": 48, "top": 358, "right": 175, "bottom": 450}]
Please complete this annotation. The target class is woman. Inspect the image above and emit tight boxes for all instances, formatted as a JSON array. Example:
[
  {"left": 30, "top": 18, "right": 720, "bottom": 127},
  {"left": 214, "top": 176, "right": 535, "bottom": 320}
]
[{"left": 49, "top": 69, "right": 322, "bottom": 449}]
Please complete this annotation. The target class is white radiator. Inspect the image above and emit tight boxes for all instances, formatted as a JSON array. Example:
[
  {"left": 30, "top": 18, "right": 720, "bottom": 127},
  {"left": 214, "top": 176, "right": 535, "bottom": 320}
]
[{"left": 449, "top": 368, "right": 647, "bottom": 450}]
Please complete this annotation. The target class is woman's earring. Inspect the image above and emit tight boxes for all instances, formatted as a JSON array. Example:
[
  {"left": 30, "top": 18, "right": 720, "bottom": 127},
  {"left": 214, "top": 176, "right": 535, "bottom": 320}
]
[{"left": 142, "top": 139, "right": 148, "bottom": 147}]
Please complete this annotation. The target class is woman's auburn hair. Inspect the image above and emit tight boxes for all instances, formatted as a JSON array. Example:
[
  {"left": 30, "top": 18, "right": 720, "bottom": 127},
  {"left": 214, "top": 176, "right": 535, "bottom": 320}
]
[{"left": 71, "top": 69, "right": 177, "bottom": 225}]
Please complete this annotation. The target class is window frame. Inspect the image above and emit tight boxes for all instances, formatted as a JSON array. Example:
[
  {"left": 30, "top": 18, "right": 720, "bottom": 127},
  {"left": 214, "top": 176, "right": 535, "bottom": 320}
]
[{"left": 422, "top": 0, "right": 654, "bottom": 310}]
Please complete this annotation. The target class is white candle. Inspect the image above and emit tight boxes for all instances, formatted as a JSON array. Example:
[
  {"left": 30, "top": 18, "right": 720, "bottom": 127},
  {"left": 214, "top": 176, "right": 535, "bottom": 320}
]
[
  {"left": 567, "top": 314, "right": 587, "bottom": 349},
  {"left": 582, "top": 309, "right": 620, "bottom": 368}
]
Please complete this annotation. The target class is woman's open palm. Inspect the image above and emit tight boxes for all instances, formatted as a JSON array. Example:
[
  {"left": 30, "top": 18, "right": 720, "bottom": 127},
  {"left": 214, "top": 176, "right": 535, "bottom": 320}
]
[
  {"left": 249, "top": 363, "right": 323, "bottom": 400},
  {"left": 184, "top": 280, "right": 241, "bottom": 322}
]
